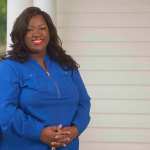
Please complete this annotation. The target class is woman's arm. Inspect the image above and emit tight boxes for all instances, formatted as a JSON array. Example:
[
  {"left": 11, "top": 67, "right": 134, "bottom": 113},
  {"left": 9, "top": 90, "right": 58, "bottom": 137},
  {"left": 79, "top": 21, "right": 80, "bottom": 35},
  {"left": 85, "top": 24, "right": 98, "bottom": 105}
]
[
  {"left": 0, "top": 61, "right": 45, "bottom": 141},
  {"left": 71, "top": 69, "right": 91, "bottom": 135}
]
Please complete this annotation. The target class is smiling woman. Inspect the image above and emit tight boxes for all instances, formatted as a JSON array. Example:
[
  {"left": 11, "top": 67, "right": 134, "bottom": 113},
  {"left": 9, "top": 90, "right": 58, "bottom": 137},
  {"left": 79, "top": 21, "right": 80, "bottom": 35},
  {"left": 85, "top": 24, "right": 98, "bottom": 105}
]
[
  {"left": 0, "top": 0, "right": 7, "bottom": 54},
  {"left": 0, "top": 6, "right": 91, "bottom": 150},
  {"left": 24, "top": 15, "right": 50, "bottom": 54}
]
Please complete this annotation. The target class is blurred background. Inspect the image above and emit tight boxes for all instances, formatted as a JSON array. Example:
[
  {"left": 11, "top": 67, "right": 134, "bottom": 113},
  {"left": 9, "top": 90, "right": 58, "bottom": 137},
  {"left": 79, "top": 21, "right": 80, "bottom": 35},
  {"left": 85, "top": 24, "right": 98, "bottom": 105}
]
[{"left": 0, "top": 0, "right": 7, "bottom": 54}]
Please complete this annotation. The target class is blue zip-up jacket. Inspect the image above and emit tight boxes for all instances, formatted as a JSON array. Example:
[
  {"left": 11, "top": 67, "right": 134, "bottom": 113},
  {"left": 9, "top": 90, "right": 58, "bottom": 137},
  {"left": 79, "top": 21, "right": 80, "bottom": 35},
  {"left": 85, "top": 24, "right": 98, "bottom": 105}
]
[{"left": 0, "top": 56, "right": 91, "bottom": 150}]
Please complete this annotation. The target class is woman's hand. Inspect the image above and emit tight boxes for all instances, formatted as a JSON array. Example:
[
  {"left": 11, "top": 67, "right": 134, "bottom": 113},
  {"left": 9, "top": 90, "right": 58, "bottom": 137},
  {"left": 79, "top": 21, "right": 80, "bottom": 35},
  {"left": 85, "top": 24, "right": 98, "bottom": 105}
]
[
  {"left": 40, "top": 125, "right": 71, "bottom": 148},
  {"left": 40, "top": 126, "right": 58, "bottom": 144},
  {"left": 49, "top": 126, "right": 71, "bottom": 148},
  {"left": 50, "top": 125, "right": 79, "bottom": 148},
  {"left": 61, "top": 125, "right": 79, "bottom": 142}
]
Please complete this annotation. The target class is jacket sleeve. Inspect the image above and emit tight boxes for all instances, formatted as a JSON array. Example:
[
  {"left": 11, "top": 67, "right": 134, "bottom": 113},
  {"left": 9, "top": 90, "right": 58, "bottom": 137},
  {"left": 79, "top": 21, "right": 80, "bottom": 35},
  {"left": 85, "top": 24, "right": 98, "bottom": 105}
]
[
  {"left": 71, "top": 69, "right": 91, "bottom": 135},
  {"left": 0, "top": 61, "right": 45, "bottom": 141}
]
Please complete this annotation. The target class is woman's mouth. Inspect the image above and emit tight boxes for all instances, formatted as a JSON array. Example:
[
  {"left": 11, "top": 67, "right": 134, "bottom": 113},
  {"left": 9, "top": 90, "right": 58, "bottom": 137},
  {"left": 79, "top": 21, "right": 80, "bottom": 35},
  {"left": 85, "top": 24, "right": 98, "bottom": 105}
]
[{"left": 32, "top": 39, "right": 43, "bottom": 45}]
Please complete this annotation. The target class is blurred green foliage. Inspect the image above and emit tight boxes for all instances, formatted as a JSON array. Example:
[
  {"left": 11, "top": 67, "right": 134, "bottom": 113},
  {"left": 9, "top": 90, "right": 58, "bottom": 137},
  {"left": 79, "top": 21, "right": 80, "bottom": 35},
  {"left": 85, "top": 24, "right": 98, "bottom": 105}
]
[{"left": 0, "top": 0, "right": 7, "bottom": 52}]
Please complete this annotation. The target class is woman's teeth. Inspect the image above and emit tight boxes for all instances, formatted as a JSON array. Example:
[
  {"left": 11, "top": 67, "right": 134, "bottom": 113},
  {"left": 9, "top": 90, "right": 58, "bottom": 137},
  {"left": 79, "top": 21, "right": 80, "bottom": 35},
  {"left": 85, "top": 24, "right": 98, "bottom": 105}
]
[{"left": 33, "top": 40, "right": 43, "bottom": 44}]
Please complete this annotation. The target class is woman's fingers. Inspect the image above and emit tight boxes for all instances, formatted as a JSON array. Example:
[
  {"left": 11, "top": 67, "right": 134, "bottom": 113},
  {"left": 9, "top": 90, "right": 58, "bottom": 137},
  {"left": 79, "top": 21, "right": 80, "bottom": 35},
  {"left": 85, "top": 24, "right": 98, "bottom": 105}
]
[
  {"left": 48, "top": 134, "right": 71, "bottom": 148},
  {"left": 44, "top": 125, "right": 77, "bottom": 148},
  {"left": 49, "top": 141, "right": 68, "bottom": 148}
]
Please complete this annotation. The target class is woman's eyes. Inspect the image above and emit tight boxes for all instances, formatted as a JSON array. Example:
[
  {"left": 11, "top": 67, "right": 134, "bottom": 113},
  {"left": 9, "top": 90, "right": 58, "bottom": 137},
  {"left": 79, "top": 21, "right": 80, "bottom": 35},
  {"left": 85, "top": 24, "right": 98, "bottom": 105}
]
[
  {"left": 26, "top": 27, "right": 46, "bottom": 32},
  {"left": 27, "top": 28, "right": 33, "bottom": 32},
  {"left": 40, "top": 27, "right": 46, "bottom": 30}
]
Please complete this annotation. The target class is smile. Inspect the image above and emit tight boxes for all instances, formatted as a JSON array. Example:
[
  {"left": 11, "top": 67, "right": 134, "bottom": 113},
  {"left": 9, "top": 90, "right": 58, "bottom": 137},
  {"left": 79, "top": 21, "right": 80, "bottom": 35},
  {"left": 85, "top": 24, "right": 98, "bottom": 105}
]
[{"left": 32, "top": 39, "right": 43, "bottom": 45}]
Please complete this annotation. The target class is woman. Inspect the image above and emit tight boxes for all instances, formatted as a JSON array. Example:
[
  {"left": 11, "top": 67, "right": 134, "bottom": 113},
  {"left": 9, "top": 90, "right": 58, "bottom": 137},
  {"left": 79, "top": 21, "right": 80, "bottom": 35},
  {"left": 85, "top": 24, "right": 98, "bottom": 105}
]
[{"left": 0, "top": 7, "right": 91, "bottom": 150}]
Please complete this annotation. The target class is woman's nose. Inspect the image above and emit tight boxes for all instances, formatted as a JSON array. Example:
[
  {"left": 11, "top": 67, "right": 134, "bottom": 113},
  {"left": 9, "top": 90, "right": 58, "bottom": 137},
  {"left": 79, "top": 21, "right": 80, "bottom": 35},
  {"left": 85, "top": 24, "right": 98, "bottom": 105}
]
[{"left": 32, "top": 29, "right": 41, "bottom": 37}]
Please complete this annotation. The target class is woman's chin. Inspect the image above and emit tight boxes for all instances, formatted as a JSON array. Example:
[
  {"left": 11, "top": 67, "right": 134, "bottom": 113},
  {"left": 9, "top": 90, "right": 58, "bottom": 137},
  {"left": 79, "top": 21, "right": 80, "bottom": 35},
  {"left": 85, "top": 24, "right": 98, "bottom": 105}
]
[{"left": 29, "top": 48, "right": 46, "bottom": 54}]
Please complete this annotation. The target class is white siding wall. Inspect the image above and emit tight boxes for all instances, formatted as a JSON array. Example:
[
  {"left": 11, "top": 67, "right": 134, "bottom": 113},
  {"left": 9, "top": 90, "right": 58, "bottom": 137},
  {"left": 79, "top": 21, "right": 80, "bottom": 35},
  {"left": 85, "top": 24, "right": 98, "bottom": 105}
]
[{"left": 57, "top": 0, "right": 150, "bottom": 149}]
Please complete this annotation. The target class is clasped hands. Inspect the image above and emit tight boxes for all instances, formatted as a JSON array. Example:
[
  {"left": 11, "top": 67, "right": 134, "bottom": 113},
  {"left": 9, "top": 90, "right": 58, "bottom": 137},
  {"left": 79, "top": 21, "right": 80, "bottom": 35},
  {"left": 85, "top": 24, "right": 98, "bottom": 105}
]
[{"left": 40, "top": 124, "right": 79, "bottom": 148}]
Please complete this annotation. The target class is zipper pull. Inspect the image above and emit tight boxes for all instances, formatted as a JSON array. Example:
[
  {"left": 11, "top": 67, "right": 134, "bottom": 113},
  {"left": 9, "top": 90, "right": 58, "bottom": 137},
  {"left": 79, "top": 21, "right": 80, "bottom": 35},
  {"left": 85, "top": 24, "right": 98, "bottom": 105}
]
[{"left": 46, "top": 71, "right": 50, "bottom": 76}]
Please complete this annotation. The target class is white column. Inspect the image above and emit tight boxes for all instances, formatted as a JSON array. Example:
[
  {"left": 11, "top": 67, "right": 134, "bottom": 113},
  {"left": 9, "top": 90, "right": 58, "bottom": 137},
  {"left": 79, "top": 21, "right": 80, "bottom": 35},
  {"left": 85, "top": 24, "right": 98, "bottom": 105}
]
[
  {"left": 7, "top": 0, "right": 33, "bottom": 49},
  {"left": 33, "top": 0, "right": 56, "bottom": 24}
]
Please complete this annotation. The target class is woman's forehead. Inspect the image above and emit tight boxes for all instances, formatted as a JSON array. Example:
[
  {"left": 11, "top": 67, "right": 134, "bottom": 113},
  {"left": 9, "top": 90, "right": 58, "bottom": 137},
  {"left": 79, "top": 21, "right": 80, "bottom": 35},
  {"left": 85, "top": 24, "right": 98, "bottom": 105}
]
[{"left": 28, "top": 15, "right": 47, "bottom": 27}]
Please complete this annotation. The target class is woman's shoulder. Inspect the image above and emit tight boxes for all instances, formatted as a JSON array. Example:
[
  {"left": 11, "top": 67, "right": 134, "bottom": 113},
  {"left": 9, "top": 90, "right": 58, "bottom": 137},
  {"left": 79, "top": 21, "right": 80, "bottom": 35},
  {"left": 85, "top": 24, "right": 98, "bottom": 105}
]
[
  {"left": 0, "top": 58, "right": 23, "bottom": 75},
  {"left": 0, "top": 58, "right": 21, "bottom": 68}
]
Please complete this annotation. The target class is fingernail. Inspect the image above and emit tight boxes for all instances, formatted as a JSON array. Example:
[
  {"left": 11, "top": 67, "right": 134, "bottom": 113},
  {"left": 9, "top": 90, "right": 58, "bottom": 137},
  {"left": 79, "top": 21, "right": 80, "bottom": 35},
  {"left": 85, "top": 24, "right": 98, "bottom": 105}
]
[
  {"left": 51, "top": 147, "right": 56, "bottom": 150},
  {"left": 55, "top": 135, "right": 58, "bottom": 139},
  {"left": 67, "top": 131, "right": 71, "bottom": 134},
  {"left": 51, "top": 142, "right": 55, "bottom": 145},
  {"left": 58, "top": 124, "right": 62, "bottom": 128}
]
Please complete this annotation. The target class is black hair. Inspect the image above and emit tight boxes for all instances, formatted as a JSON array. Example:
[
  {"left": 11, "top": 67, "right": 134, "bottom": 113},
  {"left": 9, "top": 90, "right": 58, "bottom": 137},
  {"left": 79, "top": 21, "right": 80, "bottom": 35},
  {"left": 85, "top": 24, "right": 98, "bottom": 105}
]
[{"left": 6, "top": 7, "right": 79, "bottom": 70}]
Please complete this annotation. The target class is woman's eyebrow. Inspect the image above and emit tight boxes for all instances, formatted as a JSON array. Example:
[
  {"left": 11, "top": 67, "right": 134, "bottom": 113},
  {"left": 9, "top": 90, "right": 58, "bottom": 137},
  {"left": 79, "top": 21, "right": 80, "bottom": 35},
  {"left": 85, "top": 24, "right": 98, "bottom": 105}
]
[{"left": 28, "top": 24, "right": 46, "bottom": 28}]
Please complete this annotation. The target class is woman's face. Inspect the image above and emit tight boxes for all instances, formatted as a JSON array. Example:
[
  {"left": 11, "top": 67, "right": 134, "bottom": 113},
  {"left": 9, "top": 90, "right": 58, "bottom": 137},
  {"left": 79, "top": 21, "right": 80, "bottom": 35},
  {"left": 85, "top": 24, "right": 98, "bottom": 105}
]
[{"left": 24, "top": 15, "right": 50, "bottom": 53}]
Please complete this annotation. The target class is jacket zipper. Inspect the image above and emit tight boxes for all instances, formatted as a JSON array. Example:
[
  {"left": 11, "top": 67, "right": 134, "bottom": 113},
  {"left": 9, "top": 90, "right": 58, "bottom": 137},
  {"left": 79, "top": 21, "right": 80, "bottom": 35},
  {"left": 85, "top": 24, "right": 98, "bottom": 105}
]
[
  {"left": 31, "top": 62, "right": 61, "bottom": 98},
  {"left": 46, "top": 70, "right": 61, "bottom": 98}
]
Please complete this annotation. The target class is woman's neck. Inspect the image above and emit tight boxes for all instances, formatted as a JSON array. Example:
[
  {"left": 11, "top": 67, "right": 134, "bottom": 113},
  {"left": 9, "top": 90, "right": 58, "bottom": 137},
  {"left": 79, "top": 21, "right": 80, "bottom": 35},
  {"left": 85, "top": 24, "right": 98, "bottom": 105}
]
[
  {"left": 30, "top": 50, "right": 47, "bottom": 70},
  {"left": 30, "top": 49, "right": 46, "bottom": 61}
]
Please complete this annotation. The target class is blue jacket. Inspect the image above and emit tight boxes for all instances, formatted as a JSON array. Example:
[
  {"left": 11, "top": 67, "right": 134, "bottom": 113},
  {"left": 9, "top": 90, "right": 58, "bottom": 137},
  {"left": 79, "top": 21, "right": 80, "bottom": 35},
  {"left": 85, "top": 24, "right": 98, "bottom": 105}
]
[{"left": 0, "top": 56, "right": 91, "bottom": 150}]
